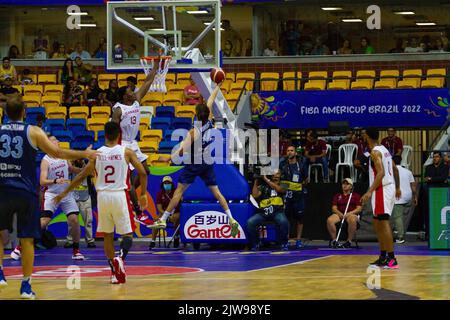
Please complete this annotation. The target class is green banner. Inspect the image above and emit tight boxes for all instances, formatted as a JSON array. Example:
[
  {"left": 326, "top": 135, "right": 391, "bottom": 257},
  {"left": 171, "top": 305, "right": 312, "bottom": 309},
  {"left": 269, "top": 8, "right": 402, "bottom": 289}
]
[{"left": 429, "top": 187, "right": 450, "bottom": 249}]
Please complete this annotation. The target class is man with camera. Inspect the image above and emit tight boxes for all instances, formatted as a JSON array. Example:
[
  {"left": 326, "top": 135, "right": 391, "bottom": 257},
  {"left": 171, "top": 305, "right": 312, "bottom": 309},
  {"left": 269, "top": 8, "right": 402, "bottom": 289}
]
[
  {"left": 280, "top": 146, "right": 307, "bottom": 249},
  {"left": 247, "top": 170, "right": 289, "bottom": 251}
]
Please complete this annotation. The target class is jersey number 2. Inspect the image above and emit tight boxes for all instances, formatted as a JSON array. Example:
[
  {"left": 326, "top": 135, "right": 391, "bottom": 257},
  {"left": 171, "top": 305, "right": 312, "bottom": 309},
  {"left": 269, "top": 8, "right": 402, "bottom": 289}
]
[{"left": 105, "top": 166, "right": 116, "bottom": 184}]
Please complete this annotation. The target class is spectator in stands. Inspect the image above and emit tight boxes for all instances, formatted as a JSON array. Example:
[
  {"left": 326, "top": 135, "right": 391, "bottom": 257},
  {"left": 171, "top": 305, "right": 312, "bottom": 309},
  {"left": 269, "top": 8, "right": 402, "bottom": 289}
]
[
  {"left": 280, "top": 146, "right": 307, "bottom": 249},
  {"left": 327, "top": 178, "right": 362, "bottom": 248},
  {"left": 381, "top": 127, "right": 403, "bottom": 156},
  {"left": 183, "top": 78, "right": 202, "bottom": 105},
  {"left": 247, "top": 171, "right": 289, "bottom": 251},
  {"left": 0, "top": 57, "right": 18, "bottom": 84},
  {"left": 424, "top": 151, "right": 448, "bottom": 186},
  {"left": 282, "top": 21, "right": 300, "bottom": 56},
  {"left": 70, "top": 42, "right": 91, "bottom": 60},
  {"left": 346, "top": 130, "right": 364, "bottom": 157},
  {"left": 389, "top": 38, "right": 405, "bottom": 53},
  {"left": 298, "top": 23, "right": 314, "bottom": 55},
  {"left": 222, "top": 20, "right": 243, "bottom": 57},
  {"left": 391, "top": 155, "right": 417, "bottom": 244},
  {"left": 63, "top": 77, "right": 83, "bottom": 107},
  {"left": 311, "top": 37, "right": 330, "bottom": 56},
  {"left": 126, "top": 44, "right": 140, "bottom": 59},
  {"left": 356, "top": 37, "right": 374, "bottom": 54},
  {"left": 33, "top": 29, "right": 49, "bottom": 59},
  {"left": 20, "top": 69, "right": 34, "bottom": 85},
  {"left": 404, "top": 37, "right": 423, "bottom": 53},
  {"left": 324, "top": 22, "right": 343, "bottom": 54},
  {"left": 92, "top": 37, "right": 106, "bottom": 57},
  {"left": 83, "top": 78, "right": 103, "bottom": 107},
  {"left": 150, "top": 176, "right": 181, "bottom": 250},
  {"left": 441, "top": 36, "right": 450, "bottom": 51},
  {"left": 52, "top": 43, "right": 70, "bottom": 59},
  {"left": 8, "top": 45, "right": 22, "bottom": 59},
  {"left": 103, "top": 79, "right": 120, "bottom": 106},
  {"left": 74, "top": 57, "right": 93, "bottom": 85},
  {"left": 337, "top": 39, "right": 353, "bottom": 55},
  {"left": 244, "top": 38, "right": 252, "bottom": 56},
  {"left": 430, "top": 37, "right": 445, "bottom": 53},
  {"left": 94, "top": 42, "right": 107, "bottom": 60},
  {"left": 58, "top": 58, "right": 75, "bottom": 86},
  {"left": 0, "top": 76, "right": 20, "bottom": 96},
  {"left": 304, "top": 131, "right": 329, "bottom": 182},
  {"left": 223, "top": 40, "right": 233, "bottom": 57},
  {"left": 263, "top": 38, "right": 278, "bottom": 56}
]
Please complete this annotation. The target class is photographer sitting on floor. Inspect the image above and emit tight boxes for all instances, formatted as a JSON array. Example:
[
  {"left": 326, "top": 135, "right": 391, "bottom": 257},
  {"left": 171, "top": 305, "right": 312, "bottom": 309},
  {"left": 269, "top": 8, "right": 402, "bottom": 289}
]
[
  {"left": 326, "top": 178, "right": 362, "bottom": 248},
  {"left": 247, "top": 170, "right": 289, "bottom": 251}
]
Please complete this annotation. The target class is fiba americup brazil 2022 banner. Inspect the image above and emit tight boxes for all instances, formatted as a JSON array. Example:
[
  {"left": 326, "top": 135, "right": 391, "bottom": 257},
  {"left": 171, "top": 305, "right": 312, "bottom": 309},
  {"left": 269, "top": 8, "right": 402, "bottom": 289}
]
[{"left": 251, "top": 88, "right": 450, "bottom": 129}]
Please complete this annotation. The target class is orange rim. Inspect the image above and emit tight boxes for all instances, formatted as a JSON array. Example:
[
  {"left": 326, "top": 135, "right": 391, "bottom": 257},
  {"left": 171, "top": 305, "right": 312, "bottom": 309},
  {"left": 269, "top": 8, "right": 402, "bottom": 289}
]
[{"left": 141, "top": 56, "right": 172, "bottom": 61}]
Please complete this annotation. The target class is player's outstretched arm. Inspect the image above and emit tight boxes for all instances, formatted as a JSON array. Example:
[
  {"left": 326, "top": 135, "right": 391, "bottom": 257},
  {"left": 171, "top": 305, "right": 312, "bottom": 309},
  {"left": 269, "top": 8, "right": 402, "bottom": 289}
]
[
  {"left": 31, "top": 126, "right": 99, "bottom": 160},
  {"left": 135, "top": 56, "right": 160, "bottom": 103},
  {"left": 206, "top": 82, "right": 223, "bottom": 121},
  {"left": 126, "top": 148, "right": 148, "bottom": 210},
  {"left": 54, "top": 159, "right": 96, "bottom": 205},
  {"left": 40, "top": 159, "right": 56, "bottom": 187},
  {"left": 111, "top": 107, "right": 122, "bottom": 124}
]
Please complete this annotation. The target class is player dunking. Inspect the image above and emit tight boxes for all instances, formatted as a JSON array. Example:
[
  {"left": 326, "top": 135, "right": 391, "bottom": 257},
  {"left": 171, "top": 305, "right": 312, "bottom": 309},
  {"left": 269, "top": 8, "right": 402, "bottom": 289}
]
[
  {"left": 111, "top": 57, "right": 159, "bottom": 226},
  {"left": 0, "top": 97, "right": 98, "bottom": 299},
  {"left": 151, "top": 82, "right": 238, "bottom": 232},
  {"left": 55, "top": 122, "right": 148, "bottom": 284},
  {"left": 361, "top": 128, "right": 401, "bottom": 269}
]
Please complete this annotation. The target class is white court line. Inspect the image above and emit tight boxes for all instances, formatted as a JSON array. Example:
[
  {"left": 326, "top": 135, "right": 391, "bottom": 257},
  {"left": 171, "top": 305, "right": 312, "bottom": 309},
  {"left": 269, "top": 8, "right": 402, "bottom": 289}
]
[{"left": 245, "top": 255, "right": 332, "bottom": 273}]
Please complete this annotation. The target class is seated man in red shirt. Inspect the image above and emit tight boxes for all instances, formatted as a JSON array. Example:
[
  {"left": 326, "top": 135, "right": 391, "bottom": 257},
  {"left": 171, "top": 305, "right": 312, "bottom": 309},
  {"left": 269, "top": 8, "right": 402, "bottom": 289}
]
[
  {"left": 183, "top": 79, "right": 203, "bottom": 105},
  {"left": 326, "top": 178, "right": 362, "bottom": 248},
  {"left": 150, "top": 176, "right": 181, "bottom": 249},
  {"left": 304, "top": 131, "right": 329, "bottom": 182},
  {"left": 381, "top": 128, "right": 403, "bottom": 156}
]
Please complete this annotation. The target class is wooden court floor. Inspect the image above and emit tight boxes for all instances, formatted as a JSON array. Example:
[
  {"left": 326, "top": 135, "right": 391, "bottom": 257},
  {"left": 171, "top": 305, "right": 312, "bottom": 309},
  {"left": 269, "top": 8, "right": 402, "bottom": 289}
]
[{"left": 0, "top": 243, "right": 449, "bottom": 300}]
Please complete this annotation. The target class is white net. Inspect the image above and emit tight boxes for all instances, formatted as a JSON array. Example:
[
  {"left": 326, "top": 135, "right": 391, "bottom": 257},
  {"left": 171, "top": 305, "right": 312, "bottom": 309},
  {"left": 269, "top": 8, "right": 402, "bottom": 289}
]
[{"left": 140, "top": 57, "right": 172, "bottom": 92}]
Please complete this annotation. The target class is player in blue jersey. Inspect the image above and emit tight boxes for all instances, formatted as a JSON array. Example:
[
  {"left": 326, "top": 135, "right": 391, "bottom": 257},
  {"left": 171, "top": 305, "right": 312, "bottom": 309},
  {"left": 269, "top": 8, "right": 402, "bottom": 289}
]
[
  {"left": 150, "top": 82, "right": 238, "bottom": 235},
  {"left": 0, "top": 97, "right": 98, "bottom": 299}
]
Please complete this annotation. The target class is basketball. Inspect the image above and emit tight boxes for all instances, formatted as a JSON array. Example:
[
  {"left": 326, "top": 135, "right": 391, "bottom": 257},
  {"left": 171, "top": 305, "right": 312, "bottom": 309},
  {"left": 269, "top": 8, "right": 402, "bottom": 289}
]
[{"left": 210, "top": 67, "right": 226, "bottom": 84}]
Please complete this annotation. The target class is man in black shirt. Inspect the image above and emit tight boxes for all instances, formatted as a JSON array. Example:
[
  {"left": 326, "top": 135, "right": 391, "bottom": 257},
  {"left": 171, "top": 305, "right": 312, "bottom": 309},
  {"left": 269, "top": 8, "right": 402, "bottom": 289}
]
[
  {"left": 0, "top": 76, "right": 20, "bottom": 96},
  {"left": 424, "top": 151, "right": 447, "bottom": 186}
]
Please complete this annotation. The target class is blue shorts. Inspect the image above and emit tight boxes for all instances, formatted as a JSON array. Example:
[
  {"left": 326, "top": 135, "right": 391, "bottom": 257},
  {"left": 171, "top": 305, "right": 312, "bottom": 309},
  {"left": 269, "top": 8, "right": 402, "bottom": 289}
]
[
  {"left": 0, "top": 188, "right": 41, "bottom": 239},
  {"left": 178, "top": 164, "right": 217, "bottom": 186}
]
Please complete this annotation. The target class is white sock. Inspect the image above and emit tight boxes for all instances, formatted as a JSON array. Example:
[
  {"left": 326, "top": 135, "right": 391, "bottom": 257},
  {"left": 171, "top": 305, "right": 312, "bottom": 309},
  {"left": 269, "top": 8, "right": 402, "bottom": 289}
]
[
  {"left": 161, "top": 210, "right": 173, "bottom": 222},
  {"left": 225, "top": 209, "right": 234, "bottom": 220}
]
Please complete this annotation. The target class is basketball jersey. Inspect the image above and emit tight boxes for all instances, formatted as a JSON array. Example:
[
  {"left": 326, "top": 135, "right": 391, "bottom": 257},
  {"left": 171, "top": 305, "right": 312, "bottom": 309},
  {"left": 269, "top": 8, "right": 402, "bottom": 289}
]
[
  {"left": 95, "top": 145, "right": 129, "bottom": 191},
  {"left": 43, "top": 155, "right": 70, "bottom": 194},
  {"left": 190, "top": 120, "right": 214, "bottom": 164},
  {"left": 369, "top": 145, "right": 394, "bottom": 187},
  {"left": 0, "top": 121, "right": 39, "bottom": 196},
  {"left": 112, "top": 101, "right": 141, "bottom": 142}
]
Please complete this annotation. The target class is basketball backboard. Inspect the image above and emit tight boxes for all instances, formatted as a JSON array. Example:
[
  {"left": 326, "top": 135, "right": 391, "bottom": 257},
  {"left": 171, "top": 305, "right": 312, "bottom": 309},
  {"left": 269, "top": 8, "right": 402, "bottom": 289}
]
[{"left": 106, "top": 0, "right": 222, "bottom": 73}]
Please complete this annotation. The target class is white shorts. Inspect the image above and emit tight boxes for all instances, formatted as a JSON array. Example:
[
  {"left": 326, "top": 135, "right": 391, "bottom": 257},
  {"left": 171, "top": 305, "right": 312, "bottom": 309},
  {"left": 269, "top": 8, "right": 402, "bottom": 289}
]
[
  {"left": 122, "top": 140, "right": 148, "bottom": 170},
  {"left": 97, "top": 191, "right": 134, "bottom": 235},
  {"left": 371, "top": 183, "right": 395, "bottom": 217},
  {"left": 44, "top": 192, "right": 79, "bottom": 215}
]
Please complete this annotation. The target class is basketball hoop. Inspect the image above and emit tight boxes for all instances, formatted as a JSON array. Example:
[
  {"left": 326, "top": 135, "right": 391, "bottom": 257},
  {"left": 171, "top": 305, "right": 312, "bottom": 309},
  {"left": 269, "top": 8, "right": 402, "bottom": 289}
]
[{"left": 140, "top": 56, "right": 172, "bottom": 92}]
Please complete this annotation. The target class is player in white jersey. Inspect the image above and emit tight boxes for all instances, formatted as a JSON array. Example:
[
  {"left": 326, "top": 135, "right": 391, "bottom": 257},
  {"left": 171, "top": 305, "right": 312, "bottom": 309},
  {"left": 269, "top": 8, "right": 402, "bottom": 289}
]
[
  {"left": 111, "top": 57, "right": 160, "bottom": 227},
  {"left": 361, "top": 128, "right": 401, "bottom": 269},
  {"left": 55, "top": 122, "right": 148, "bottom": 284}
]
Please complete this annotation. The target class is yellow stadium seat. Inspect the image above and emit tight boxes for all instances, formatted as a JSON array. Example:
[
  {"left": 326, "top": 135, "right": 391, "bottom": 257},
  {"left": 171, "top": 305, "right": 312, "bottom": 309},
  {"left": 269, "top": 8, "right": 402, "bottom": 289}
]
[
  {"left": 351, "top": 79, "right": 373, "bottom": 90},
  {"left": 260, "top": 72, "right": 280, "bottom": 91},
  {"left": 397, "top": 79, "right": 419, "bottom": 89},
  {"left": 225, "top": 93, "right": 240, "bottom": 112},
  {"left": 163, "top": 93, "right": 183, "bottom": 106},
  {"left": 13, "top": 85, "right": 23, "bottom": 94},
  {"left": 421, "top": 79, "right": 442, "bottom": 88},
  {"left": 69, "top": 106, "right": 90, "bottom": 119},
  {"left": 139, "top": 141, "right": 159, "bottom": 154},
  {"left": 91, "top": 106, "right": 111, "bottom": 118},
  {"left": 41, "top": 95, "right": 62, "bottom": 109},
  {"left": 229, "top": 81, "right": 247, "bottom": 94},
  {"left": 44, "top": 84, "right": 64, "bottom": 96},
  {"left": 23, "top": 85, "right": 44, "bottom": 96},
  {"left": 98, "top": 74, "right": 117, "bottom": 88},
  {"left": 176, "top": 105, "right": 196, "bottom": 119},
  {"left": 424, "top": 68, "right": 446, "bottom": 88},
  {"left": 117, "top": 73, "right": 136, "bottom": 82},
  {"left": 221, "top": 80, "right": 232, "bottom": 94},
  {"left": 59, "top": 142, "right": 70, "bottom": 149},
  {"left": 236, "top": 73, "right": 255, "bottom": 91},
  {"left": 149, "top": 154, "right": 170, "bottom": 166},
  {"left": 374, "top": 70, "right": 400, "bottom": 89},
  {"left": 177, "top": 80, "right": 191, "bottom": 87},
  {"left": 27, "top": 74, "right": 38, "bottom": 84},
  {"left": 38, "top": 74, "right": 57, "bottom": 84},
  {"left": 139, "top": 117, "right": 150, "bottom": 131},
  {"left": 168, "top": 83, "right": 186, "bottom": 94},
  {"left": 46, "top": 107, "right": 67, "bottom": 119},
  {"left": 177, "top": 73, "right": 191, "bottom": 83},
  {"left": 304, "top": 71, "right": 328, "bottom": 90},
  {"left": 283, "top": 72, "right": 302, "bottom": 91},
  {"left": 398, "top": 69, "right": 422, "bottom": 88},
  {"left": 141, "top": 129, "right": 163, "bottom": 144},
  {"left": 226, "top": 72, "right": 236, "bottom": 82},
  {"left": 166, "top": 74, "right": 176, "bottom": 85},
  {"left": 87, "top": 117, "right": 108, "bottom": 133},
  {"left": 98, "top": 82, "right": 109, "bottom": 90},
  {"left": 23, "top": 95, "right": 42, "bottom": 107},
  {"left": 142, "top": 92, "right": 164, "bottom": 106},
  {"left": 137, "top": 74, "right": 146, "bottom": 87},
  {"left": 327, "top": 71, "right": 352, "bottom": 90}
]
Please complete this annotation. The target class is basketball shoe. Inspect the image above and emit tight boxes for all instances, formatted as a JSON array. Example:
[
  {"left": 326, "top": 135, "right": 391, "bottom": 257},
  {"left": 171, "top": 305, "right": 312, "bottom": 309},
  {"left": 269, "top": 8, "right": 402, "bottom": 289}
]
[
  {"left": 0, "top": 268, "right": 7, "bottom": 287},
  {"left": 384, "top": 257, "right": 399, "bottom": 269},
  {"left": 72, "top": 249, "right": 85, "bottom": 260},
  {"left": 10, "top": 246, "right": 21, "bottom": 261},
  {"left": 369, "top": 256, "right": 388, "bottom": 267},
  {"left": 135, "top": 213, "right": 153, "bottom": 226},
  {"left": 20, "top": 279, "right": 35, "bottom": 299},
  {"left": 149, "top": 218, "right": 166, "bottom": 229},
  {"left": 112, "top": 257, "right": 126, "bottom": 284}
]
